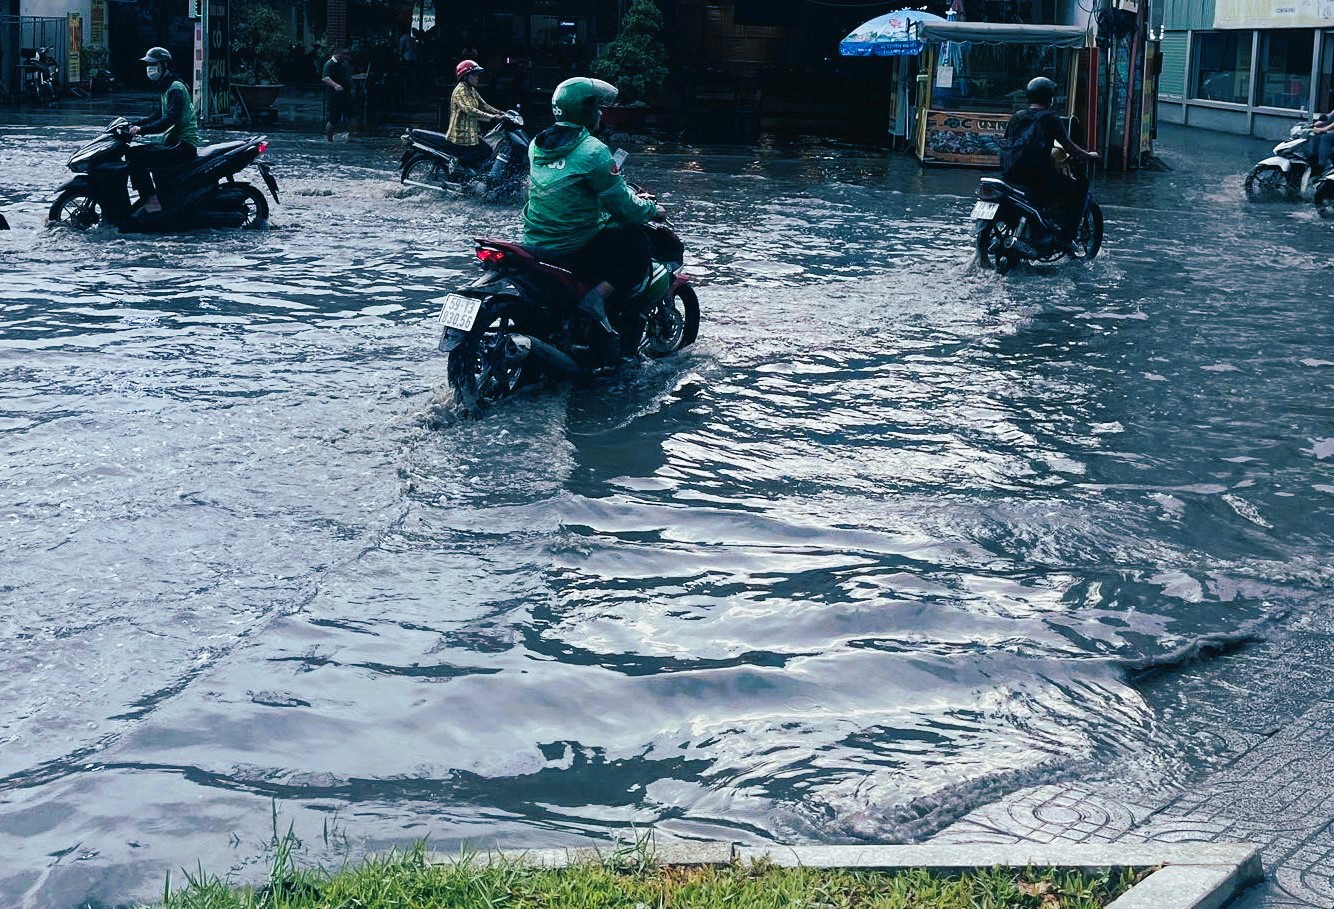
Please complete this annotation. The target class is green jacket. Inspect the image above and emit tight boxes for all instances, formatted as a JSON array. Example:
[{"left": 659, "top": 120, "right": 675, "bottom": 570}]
[
  {"left": 136, "top": 77, "right": 201, "bottom": 148},
  {"left": 522, "top": 123, "right": 656, "bottom": 253}
]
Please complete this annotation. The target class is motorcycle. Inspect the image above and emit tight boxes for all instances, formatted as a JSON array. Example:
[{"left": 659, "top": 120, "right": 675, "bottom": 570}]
[
  {"left": 19, "top": 46, "right": 61, "bottom": 105},
  {"left": 47, "top": 118, "right": 281, "bottom": 233},
  {"left": 400, "top": 109, "right": 529, "bottom": 202},
  {"left": 972, "top": 158, "right": 1103, "bottom": 274},
  {"left": 1244, "top": 121, "right": 1332, "bottom": 203},
  {"left": 435, "top": 198, "right": 699, "bottom": 411}
]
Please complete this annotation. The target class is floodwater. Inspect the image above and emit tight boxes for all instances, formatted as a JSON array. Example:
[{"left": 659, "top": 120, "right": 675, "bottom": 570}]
[{"left": 1, "top": 113, "right": 1331, "bottom": 908}]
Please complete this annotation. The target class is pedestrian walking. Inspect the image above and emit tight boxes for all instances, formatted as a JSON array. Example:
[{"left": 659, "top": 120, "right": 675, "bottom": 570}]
[{"left": 322, "top": 46, "right": 354, "bottom": 141}]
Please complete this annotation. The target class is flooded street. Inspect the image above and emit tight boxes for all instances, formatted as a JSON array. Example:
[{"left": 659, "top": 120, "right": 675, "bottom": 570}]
[{"left": 1, "top": 112, "right": 1332, "bottom": 908}]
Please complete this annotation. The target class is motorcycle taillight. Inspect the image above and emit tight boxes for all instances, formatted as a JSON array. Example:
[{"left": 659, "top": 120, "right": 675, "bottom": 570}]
[
  {"left": 476, "top": 247, "right": 507, "bottom": 266},
  {"left": 257, "top": 141, "right": 268, "bottom": 153}
]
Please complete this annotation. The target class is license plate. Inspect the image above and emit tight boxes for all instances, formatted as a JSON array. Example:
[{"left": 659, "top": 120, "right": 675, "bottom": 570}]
[
  {"left": 971, "top": 201, "right": 999, "bottom": 220},
  {"left": 434, "top": 294, "right": 482, "bottom": 331}
]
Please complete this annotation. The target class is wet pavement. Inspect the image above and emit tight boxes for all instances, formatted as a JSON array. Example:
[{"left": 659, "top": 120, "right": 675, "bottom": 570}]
[{"left": 0, "top": 100, "right": 1331, "bottom": 909}]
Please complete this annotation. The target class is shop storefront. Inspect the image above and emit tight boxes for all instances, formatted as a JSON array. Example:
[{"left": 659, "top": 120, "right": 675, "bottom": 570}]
[
  {"left": 911, "top": 21, "right": 1089, "bottom": 166},
  {"left": 1158, "top": 0, "right": 1334, "bottom": 138}
]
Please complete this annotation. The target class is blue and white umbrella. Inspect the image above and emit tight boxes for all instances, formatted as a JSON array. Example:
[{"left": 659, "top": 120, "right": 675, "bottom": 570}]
[{"left": 838, "top": 9, "right": 946, "bottom": 57}]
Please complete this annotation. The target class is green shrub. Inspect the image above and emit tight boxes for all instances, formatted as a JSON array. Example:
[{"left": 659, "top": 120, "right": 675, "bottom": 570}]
[
  {"left": 230, "top": 1, "right": 292, "bottom": 83},
  {"left": 590, "top": 0, "right": 668, "bottom": 104}
]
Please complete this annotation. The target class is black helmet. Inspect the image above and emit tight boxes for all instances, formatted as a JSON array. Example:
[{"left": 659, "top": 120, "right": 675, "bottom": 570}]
[
  {"left": 1026, "top": 76, "right": 1057, "bottom": 106},
  {"left": 140, "top": 46, "right": 172, "bottom": 64}
]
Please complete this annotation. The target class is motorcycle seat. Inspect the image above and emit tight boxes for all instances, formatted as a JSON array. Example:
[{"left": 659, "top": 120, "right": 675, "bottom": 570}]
[
  {"left": 194, "top": 141, "right": 248, "bottom": 159},
  {"left": 475, "top": 237, "right": 593, "bottom": 295},
  {"left": 410, "top": 129, "right": 479, "bottom": 156}
]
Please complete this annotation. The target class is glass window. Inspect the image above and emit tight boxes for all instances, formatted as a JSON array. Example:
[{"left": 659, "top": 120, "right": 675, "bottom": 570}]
[
  {"left": 1319, "top": 31, "right": 1334, "bottom": 115},
  {"left": 1192, "top": 31, "right": 1252, "bottom": 104},
  {"left": 930, "top": 43, "right": 1071, "bottom": 113},
  {"left": 1255, "top": 30, "right": 1314, "bottom": 109}
]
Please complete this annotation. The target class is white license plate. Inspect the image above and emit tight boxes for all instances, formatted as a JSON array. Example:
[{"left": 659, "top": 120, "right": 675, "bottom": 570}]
[
  {"left": 434, "top": 294, "right": 482, "bottom": 331},
  {"left": 970, "top": 201, "right": 999, "bottom": 220}
]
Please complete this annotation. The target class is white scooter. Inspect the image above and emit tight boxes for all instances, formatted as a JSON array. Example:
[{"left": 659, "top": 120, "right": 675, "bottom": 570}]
[{"left": 1244, "top": 121, "right": 1331, "bottom": 203}]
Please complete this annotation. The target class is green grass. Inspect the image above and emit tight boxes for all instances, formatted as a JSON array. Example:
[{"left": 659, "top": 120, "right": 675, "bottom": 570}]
[{"left": 149, "top": 837, "right": 1143, "bottom": 909}]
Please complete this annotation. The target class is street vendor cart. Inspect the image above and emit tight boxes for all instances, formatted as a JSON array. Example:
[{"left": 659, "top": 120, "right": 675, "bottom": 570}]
[{"left": 911, "top": 21, "right": 1091, "bottom": 167}]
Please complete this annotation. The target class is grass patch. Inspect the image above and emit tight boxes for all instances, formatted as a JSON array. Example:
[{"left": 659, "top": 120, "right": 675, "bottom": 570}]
[{"left": 149, "top": 837, "right": 1142, "bottom": 909}]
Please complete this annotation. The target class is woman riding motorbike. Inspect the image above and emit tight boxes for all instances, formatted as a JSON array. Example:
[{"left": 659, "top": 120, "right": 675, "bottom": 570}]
[{"left": 447, "top": 59, "right": 504, "bottom": 169}]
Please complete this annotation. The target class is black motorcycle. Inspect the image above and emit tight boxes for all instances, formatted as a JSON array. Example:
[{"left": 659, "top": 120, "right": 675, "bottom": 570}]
[
  {"left": 437, "top": 205, "right": 699, "bottom": 411},
  {"left": 19, "top": 46, "right": 60, "bottom": 105},
  {"left": 972, "top": 164, "right": 1103, "bottom": 274},
  {"left": 48, "top": 118, "right": 281, "bottom": 232},
  {"left": 400, "top": 109, "right": 529, "bottom": 202}
]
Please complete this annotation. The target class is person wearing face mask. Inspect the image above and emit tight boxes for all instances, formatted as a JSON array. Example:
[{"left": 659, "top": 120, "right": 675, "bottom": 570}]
[{"left": 126, "top": 47, "right": 200, "bottom": 214}]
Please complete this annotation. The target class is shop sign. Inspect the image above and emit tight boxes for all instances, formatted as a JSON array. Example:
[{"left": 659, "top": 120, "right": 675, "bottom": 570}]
[
  {"left": 88, "top": 0, "right": 106, "bottom": 47},
  {"left": 1215, "top": 0, "right": 1334, "bottom": 29},
  {"left": 923, "top": 110, "right": 1010, "bottom": 165},
  {"left": 67, "top": 13, "right": 82, "bottom": 83}
]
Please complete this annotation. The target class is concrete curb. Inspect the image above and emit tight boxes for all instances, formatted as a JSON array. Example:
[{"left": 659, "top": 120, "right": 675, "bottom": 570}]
[{"left": 425, "top": 841, "right": 1263, "bottom": 909}]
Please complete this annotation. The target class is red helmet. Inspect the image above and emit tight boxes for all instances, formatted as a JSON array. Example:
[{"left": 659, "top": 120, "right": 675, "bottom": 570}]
[{"left": 456, "top": 59, "right": 483, "bottom": 78}]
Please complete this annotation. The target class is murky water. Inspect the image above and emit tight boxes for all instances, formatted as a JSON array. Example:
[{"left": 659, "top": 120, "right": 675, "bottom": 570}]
[{"left": 1, "top": 112, "right": 1332, "bottom": 908}]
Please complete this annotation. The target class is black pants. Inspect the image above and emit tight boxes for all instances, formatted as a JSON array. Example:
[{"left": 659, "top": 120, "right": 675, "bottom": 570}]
[
  {"left": 1314, "top": 132, "right": 1334, "bottom": 170},
  {"left": 1015, "top": 170, "right": 1087, "bottom": 242},
  {"left": 126, "top": 142, "right": 196, "bottom": 198},
  {"left": 558, "top": 227, "right": 651, "bottom": 303},
  {"left": 326, "top": 89, "right": 354, "bottom": 130}
]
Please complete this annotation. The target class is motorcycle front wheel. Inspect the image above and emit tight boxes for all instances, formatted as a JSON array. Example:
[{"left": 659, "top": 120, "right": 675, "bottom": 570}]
[
  {"left": 48, "top": 190, "right": 104, "bottom": 230},
  {"left": 1244, "top": 165, "right": 1293, "bottom": 202},
  {"left": 639, "top": 285, "right": 699, "bottom": 358},
  {"left": 1070, "top": 202, "right": 1104, "bottom": 260},
  {"left": 446, "top": 296, "right": 531, "bottom": 412}
]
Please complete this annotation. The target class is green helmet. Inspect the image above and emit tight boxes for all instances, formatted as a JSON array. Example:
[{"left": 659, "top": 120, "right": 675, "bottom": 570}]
[{"left": 551, "top": 77, "right": 618, "bottom": 130}]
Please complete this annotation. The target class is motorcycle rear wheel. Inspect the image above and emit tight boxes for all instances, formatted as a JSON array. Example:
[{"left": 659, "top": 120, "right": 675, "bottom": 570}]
[
  {"left": 403, "top": 156, "right": 447, "bottom": 192},
  {"left": 238, "top": 184, "right": 269, "bottom": 229},
  {"left": 446, "top": 296, "right": 530, "bottom": 412},
  {"left": 975, "top": 220, "right": 1017, "bottom": 273},
  {"left": 1315, "top": 184, "right": 1334, "bottom": 219},
  {"left": 48, "top": 190, "right": 104, "bottom": 230},
  {"left": 1244, "top": 166, "right": 1293, "bottom": 203}
]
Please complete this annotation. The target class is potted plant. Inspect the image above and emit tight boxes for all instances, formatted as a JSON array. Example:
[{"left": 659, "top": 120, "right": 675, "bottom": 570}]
[
  {"left": 230, "top": 0, "right": 292, "bottom": 119},
  {"left": 590, "top": 0, "right": 668, "bottom": 130}
]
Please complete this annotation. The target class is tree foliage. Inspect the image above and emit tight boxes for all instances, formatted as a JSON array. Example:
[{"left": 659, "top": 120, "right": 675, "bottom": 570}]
[
  {"left": 590, "top": 0, "right": 668, "bottom": 104},
  {"left": 231, "top": 1, "right": 292, "bottom": 83}
]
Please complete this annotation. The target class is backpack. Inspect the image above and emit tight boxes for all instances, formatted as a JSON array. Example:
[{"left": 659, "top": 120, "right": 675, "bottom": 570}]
[{"left": 1000, "top": 110, "right": 1056, "bottom": 182}]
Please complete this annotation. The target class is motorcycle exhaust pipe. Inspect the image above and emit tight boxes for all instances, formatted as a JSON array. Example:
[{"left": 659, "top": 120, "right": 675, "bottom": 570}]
[{"left": 517, "top": 334, "right": 589, "bottom": 377}]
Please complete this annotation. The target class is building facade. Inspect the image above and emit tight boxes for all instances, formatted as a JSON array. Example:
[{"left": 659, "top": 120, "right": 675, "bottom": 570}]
[{"left": 1157, "top": 0, "right": 1334, "bottom": 138}]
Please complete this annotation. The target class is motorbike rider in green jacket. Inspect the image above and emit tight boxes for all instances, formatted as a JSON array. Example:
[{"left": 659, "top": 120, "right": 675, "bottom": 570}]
[
  {"left": 126, "top": 46, "right": 201, "bottom": 213},
  {"left": 522, "top": 77, "right": 663, "bottom": 343}
]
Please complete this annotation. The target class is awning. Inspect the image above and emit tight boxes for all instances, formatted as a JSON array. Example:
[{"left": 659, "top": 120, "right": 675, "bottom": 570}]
[
  {"left": 916, "top": 21, "right": 1089, "bottom": 47},
  {"left": 839, "top": 9, "right": 945, "bottom": 57}
]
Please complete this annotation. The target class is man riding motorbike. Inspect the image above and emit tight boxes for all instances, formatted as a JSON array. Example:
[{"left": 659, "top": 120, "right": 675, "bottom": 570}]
[
  {"left": 448, "top": 59, "right": 504, "bottom": 170},
  {"left": 1000, "top": 76, "right": 1099, "bottom": 253},
  {"left": 126, "top": 47, "right": 201, "bottom": 214},
  {"left": 522, "top": 76, "right": 664, "bottom": 349}
]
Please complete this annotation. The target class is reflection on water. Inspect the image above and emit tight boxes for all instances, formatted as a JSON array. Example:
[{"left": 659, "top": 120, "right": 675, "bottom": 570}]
[{"left": 1, "top": 121, "right": 1331, "bottom": 908}]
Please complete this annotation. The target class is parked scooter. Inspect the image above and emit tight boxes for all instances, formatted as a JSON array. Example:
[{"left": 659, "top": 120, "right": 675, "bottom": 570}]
[
  {"left": 436, "top": 189, "right": 698, "bottom": 412},
  {"left": 48, "top": 118, "right": 281, "bottom": 232},
  {"left": 972, "top": 158, "right": 1103, "bottom": 274},
  {"left": 1243, "top": 121, "right": 1330, "bottom": 203},
  {"left": 400, "top": 109, "right": 529, "bottom": 202}
]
